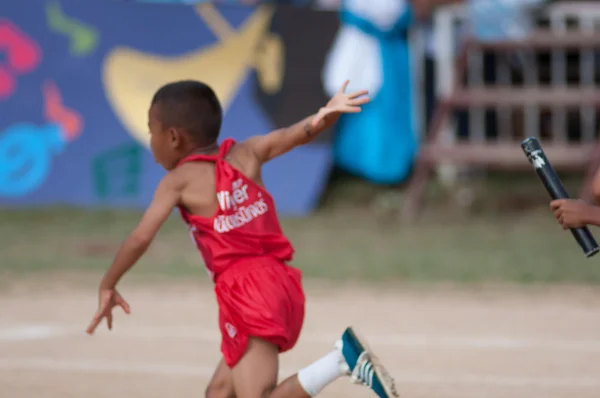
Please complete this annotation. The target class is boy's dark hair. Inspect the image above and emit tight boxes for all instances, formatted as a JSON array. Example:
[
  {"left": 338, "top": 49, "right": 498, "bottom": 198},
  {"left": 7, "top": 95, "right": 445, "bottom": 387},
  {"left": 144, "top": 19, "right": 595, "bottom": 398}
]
[{"left": 152, "top": 80, "right": 222, "bottom": 146}]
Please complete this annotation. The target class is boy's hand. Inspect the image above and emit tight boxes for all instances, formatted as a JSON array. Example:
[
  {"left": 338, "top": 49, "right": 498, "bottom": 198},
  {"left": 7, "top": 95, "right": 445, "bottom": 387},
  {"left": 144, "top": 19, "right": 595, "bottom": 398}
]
[
  {"left": 311, "top": 80, "right": 370, "bottom": 129},
  {"left": 86, "top": 288, "right": 131, "bottom": 335},
  {"left": 550, "top": 199, "right": 595, "bottom": 229}
]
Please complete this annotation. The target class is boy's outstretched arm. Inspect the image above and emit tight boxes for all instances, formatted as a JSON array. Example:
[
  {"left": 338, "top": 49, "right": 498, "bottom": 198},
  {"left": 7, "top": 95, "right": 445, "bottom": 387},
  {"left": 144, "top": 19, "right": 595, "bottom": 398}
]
[
  {"left": 247, "top": 80, "right": 370, "bottom": 163},
  {"left": 86, "top": 172, "right": 183, "bottom": 335}
]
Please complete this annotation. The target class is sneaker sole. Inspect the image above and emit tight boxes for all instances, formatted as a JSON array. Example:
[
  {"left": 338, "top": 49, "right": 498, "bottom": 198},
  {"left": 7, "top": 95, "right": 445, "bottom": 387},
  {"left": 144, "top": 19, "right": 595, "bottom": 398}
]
[{"left": 346, "top": 326, "right": 400, "bottom": 398}]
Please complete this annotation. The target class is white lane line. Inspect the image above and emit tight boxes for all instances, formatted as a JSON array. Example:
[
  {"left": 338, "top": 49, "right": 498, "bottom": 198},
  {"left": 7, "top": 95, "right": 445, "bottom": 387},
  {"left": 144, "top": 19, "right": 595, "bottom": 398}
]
[
  {"left": 0, "top": 357, "right": 598, "bottom": 388},
  {"left": 2, "top": 323, "right": 600, "bottom": 353},
  {"left": 0, "top": 325, "right": 65, "bottom": 341}
]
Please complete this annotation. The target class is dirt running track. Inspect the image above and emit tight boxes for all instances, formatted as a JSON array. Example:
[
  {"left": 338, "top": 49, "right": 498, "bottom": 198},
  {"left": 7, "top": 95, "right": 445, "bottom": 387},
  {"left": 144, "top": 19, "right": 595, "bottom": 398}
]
[{"left": 1, "top": 281, "right": 600, "bottom": 398}]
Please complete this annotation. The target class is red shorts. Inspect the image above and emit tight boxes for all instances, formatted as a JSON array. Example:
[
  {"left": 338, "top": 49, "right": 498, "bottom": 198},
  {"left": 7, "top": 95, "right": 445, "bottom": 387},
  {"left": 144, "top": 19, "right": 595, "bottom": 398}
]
[{"left": 214, "top": 258, "right": 305, "bottom": 368}]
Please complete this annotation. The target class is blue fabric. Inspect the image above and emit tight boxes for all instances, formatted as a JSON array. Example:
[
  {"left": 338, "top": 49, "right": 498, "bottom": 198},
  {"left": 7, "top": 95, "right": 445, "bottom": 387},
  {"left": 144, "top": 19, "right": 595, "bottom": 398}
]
[{"left": 334, "top": 4, "right": 417, "bottom": 184}]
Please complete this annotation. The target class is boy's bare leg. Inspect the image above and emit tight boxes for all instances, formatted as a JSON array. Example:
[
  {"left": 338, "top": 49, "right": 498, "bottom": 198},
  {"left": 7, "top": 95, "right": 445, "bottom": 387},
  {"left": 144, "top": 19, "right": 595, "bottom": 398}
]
[
  {"left": 206, "top": 359, "right": 236, "bottom": 398},
  {"left": 231, "top": 337, "right": 297, "bottom": 398},
  {"left": 231, "top": 328, "right": 398, "bottom": 398},
  {"left": 231, "top": 337, "right": 349, "bottom": 398}
]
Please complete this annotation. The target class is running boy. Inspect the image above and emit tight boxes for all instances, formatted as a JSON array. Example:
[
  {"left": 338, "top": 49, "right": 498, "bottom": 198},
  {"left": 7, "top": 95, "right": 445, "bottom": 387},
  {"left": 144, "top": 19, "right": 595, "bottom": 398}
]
[{"left": 86, "top": 80, "right": 398, "bottom": 398}]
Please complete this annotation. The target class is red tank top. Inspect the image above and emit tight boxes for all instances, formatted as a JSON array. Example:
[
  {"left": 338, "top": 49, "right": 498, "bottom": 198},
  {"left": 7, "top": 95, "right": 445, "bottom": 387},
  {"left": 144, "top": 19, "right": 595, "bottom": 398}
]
[{"left": 176, "top": 139, "right": 295, "bottom": 281}]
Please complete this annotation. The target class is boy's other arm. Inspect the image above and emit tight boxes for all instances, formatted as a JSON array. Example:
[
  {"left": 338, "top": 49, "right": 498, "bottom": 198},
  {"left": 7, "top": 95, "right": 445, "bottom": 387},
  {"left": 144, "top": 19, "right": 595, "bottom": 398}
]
[
  {"left": 245, "top": 80, "right": 369, "bottom": 163},
  {"left": 99, "top": 172, "right": 183, "bottom": 289}
]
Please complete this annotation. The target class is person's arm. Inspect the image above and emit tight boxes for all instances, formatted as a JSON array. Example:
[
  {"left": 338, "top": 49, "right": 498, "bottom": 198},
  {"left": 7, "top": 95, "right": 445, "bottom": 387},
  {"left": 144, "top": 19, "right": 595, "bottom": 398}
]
[
  {"left": 99, "top": 172, "right": 183, "bottom": 289},
  {"left": 591, "top": 167, "right": 600, "bottom": 205},
  {"left": 583, "top": 206, "right": 600, "bottom": 227},
  {"left": 246, "top": 81, "right": 369, "bottom": 163}
]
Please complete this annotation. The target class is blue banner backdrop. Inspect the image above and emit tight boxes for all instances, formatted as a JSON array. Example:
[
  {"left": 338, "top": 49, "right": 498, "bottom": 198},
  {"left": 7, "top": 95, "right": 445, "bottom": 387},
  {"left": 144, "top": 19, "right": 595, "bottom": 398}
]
[{"left": 0, "top": 0, "right": 335, "bottom": 215}]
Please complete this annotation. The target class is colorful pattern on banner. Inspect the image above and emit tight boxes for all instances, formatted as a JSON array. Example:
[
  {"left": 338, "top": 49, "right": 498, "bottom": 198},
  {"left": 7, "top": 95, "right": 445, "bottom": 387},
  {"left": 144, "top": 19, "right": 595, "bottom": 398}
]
[{"left": 0, "top": 1, "right": 336, "bottom": 215}]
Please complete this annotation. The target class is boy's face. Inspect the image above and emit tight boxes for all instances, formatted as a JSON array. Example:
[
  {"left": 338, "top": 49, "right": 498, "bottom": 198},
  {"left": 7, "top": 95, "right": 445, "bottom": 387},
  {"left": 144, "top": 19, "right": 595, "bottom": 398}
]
[{"left": 148, "top": 104, "right": 181, "bottom": 171}]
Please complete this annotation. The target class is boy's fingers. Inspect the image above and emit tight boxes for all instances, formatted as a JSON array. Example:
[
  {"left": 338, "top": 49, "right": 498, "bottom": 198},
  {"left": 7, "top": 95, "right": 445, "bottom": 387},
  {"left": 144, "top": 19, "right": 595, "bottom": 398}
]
[
  {"left": 86, "top": 313, "right": 102, "bottom": 335},
  {"left": 550, "top": 199, "right": 565, "bottom": 209},
  {"left": 107, "top": 313, "right": 113, "bottom": 330},
  {"left": 348, "top": 89, "right": 369, "bottom": 99},
  {"left": 339, "top": 80, "right": 350, "bottom": 93},
  {"left": 349, "top": 96, "right": 370, "bottom": 106},
  {"left": 118, "top": 299, "right": 131, "bottom": 314},
  {"left": 340, "top": 106, "right": 362, "bottom": 113}
]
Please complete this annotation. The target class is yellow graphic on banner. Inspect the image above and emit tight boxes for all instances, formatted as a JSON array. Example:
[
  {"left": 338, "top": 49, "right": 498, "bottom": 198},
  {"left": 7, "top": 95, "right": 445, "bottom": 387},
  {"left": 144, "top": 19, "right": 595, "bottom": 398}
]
[{"left": 103, "top": 4, "right": 284, "bottom": 147}]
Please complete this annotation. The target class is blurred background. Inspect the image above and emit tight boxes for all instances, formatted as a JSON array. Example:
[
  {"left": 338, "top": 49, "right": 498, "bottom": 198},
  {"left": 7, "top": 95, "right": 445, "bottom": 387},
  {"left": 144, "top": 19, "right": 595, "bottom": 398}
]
[{"left": 2, "top": 1, "right": 600, "bottom": 398}]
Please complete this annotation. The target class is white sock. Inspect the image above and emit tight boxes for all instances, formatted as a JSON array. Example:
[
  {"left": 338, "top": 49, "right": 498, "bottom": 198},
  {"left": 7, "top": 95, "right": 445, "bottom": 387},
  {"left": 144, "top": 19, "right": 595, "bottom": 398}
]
[{"left": 297, "top": 348, "right": 349, "bottom": 396}]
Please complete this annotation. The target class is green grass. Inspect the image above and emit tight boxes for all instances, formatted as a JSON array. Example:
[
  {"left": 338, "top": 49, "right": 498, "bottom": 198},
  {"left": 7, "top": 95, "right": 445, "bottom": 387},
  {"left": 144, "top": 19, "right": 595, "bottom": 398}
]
[
  {"left": 2, "top": 198, "right": 600, "bottom": 285},
  {"left": 1, "top": 169, "right": 597, "bottom": 285}
]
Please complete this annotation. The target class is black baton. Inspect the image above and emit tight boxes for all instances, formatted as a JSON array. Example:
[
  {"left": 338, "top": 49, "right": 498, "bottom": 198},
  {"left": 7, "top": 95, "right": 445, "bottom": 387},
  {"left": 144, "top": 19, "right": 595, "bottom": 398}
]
[{"left": 521, "top": 137, "right": 599, "bottom": 258}]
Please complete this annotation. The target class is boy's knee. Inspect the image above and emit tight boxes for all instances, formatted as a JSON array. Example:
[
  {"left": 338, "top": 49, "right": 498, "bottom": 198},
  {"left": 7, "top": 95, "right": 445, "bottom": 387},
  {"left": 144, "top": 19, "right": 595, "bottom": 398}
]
[
  {"left": 260, "top": 386, "right": 275, "bottom": 398},
  {"left": 231, "top": 381, "right": 275, "bottom": 398},
  {"left": 206, "top": 380, "right": 234, "bottom": 398}
]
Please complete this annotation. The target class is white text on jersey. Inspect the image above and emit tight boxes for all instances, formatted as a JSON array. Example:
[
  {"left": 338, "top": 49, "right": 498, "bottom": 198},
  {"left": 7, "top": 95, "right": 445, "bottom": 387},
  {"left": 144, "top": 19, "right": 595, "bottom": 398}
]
[{"left": 214, "top": 179, "right": 269, "bottom": 233}]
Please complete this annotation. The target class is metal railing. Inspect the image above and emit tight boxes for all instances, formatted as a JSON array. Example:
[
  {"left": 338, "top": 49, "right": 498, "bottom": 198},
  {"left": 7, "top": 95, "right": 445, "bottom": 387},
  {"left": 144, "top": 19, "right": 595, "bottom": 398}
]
[
  {"left": 418, "top": 1, "right": 600, "bottom": 145},
  {"left": 408, "top": 1, "right": 600, "bottom": 188}
]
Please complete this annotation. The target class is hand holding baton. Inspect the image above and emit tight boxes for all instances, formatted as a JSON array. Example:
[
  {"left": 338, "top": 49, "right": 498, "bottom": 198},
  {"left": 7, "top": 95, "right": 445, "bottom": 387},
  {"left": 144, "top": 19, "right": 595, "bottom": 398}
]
[{"left": 521, "top": 137, "right": 599, "bottom": 258}]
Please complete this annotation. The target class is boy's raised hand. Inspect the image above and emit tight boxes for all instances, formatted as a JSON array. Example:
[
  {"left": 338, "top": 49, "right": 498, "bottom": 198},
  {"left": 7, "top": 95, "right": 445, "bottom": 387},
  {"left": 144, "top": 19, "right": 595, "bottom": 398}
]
[
  {"left": 86, "top": 288, "right": 131, "bottom": 335},
  {"left": 311, "top": 80, "right": 370, "bottom": 129}
]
